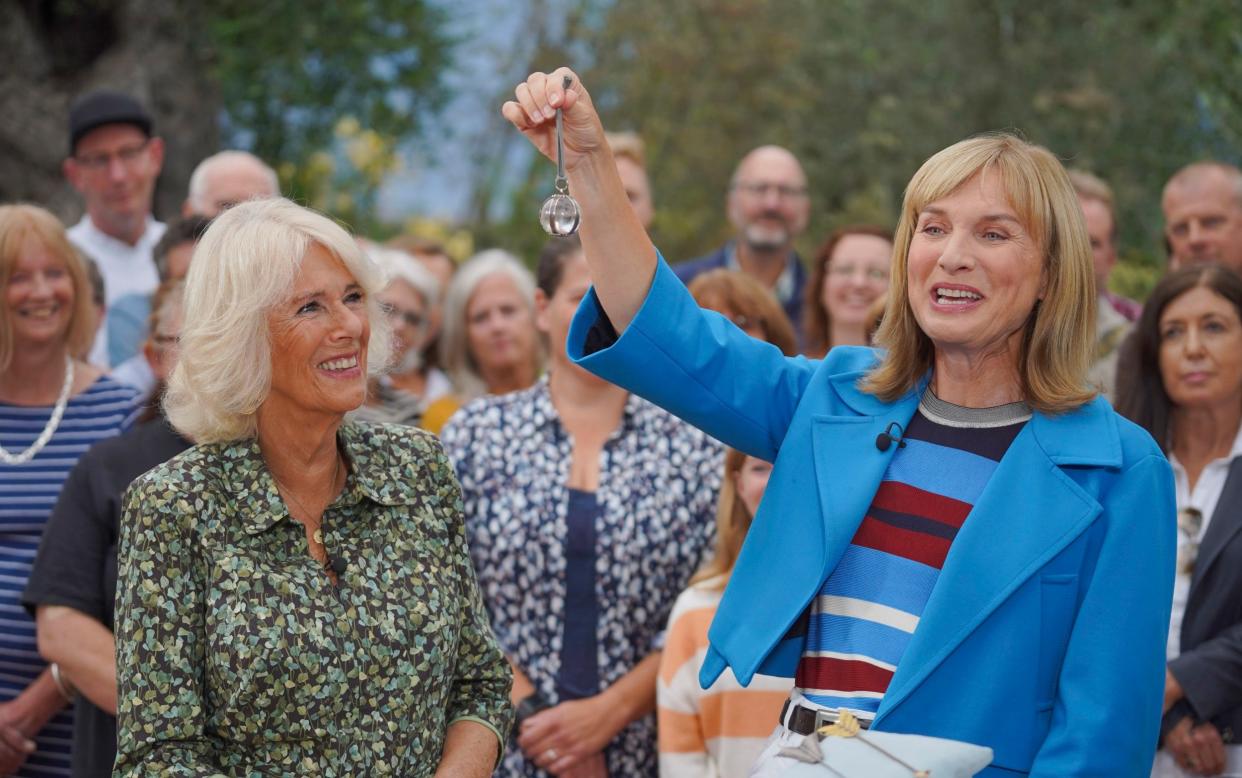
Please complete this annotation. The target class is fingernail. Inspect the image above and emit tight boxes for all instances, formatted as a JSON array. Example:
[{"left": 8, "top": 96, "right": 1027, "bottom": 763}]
[
  {"left": 544, "top": 106, "right": 557, "bottom": 120},
  {"left": 550, "top": 92, "right": 561, "bottom": 106}
]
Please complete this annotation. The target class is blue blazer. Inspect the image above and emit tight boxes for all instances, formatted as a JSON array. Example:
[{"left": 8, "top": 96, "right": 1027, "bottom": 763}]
[{"left": 568, "top": 257, "right": 1177, "bottom": 777}]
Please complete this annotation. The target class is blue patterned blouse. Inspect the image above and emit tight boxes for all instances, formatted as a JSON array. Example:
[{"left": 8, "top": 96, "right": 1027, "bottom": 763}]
[{"left": 441, "top": 377, "right": 723, "bottom": 777}]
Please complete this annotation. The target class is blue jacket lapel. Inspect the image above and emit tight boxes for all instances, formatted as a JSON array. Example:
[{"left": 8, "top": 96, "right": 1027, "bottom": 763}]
[
  {"left": 704, "top": 370, "right": 923, "bottom": 686},
  {"left": 874, "top": 398, "right": 1123, "bottom": 724}
]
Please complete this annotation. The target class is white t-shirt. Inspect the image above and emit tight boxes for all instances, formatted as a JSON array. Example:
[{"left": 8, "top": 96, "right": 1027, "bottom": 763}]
[{"left": 68, "top": 215, "right": 165, "bottom": 368}]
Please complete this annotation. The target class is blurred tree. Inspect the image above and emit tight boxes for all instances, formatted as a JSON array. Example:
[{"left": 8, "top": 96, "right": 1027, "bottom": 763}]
[
  {"left": 482, "top": 0, "right": 1238, "bottom": 300},
  {"left": 0, "top": 0, "right": 218, "bottom": 221},
  {"left": 0, "top": 0, "right": 451, "bottom": 230},
  {"left": 207, "top": 0, "right": 453, "bottom": 215}
]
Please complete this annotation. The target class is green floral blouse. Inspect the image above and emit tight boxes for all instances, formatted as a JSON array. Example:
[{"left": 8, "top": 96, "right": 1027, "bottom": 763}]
[{"left": 113, "top": 422, "right": 512, "bottom": 777}]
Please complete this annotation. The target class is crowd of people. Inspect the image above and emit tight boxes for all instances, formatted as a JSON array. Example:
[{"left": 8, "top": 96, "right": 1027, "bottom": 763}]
[{"left": 0, "top": 72, "right": 1239, "bottom": 777}]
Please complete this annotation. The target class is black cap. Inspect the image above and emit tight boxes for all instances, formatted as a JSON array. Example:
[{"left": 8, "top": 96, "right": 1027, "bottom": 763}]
[{"left": 68, "top": 90, "right": 153, "bottom": 155}]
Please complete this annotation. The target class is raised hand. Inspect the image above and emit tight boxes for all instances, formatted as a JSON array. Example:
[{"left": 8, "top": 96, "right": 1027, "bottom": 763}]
[{"left": 501, "top": 68, "right": 606, "bottom": 173}]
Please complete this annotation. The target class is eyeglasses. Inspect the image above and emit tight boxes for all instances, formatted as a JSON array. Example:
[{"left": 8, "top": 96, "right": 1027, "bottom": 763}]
[
  {"left": 732, "top": 181, "right": 808, "bottom": 200},
  {"left": 380, "top": 302, "right": 424, "bottom": 330},
  {"left": 152, "top": 334, "right": 180, "bottom": 349},
  {"left": 1177, "top": 507, "right": 1203, "bottom": 575},
  {"left": 74, "top": 139, "right": 152, "bottom": 172},
  {"left": 827, "top": 263, "right": 889, "bottom": 282}
]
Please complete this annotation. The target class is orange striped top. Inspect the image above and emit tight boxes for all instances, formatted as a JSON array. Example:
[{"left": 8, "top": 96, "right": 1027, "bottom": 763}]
[{"left": 657, "top": 577, "right": 793, "bottom": 777}]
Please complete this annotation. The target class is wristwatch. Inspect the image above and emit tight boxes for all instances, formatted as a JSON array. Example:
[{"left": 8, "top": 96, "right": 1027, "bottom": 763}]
[{"left": 515, "top": 690, "right": 552, "bottom": 726}]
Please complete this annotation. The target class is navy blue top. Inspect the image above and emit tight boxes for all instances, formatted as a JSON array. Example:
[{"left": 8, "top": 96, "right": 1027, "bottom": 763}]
[
  {"left": 557, "top": 488, "right": 601, "bottom": 700},
  {"left": 0, "top": 376, "right": 140, "bottom": 778}
]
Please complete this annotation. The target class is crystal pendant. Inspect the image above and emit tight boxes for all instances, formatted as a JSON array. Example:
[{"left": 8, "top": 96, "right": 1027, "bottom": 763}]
[{"left": 540, "top": 192, "right": 581, "bottom": 236}]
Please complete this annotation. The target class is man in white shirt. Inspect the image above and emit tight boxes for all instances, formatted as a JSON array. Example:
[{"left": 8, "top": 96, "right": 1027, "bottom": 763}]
[{"left": 61, "top": 90, "right": 166, "bottom": 368}]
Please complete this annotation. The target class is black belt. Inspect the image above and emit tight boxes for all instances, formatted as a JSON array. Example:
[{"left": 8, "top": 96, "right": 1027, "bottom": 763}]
[{"left": 780, "top": 699, "right": 871, "bottom": 735}]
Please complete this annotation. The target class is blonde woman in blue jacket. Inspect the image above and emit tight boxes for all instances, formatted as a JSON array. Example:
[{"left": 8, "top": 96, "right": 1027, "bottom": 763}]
[{"left": 503, "top": 69, "right": 1176, "bottom": 777}]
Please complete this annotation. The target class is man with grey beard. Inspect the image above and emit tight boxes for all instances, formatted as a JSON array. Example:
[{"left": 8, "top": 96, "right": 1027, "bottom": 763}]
[{"left": 675, "top": 145, "right": 811, "bottom": 326}]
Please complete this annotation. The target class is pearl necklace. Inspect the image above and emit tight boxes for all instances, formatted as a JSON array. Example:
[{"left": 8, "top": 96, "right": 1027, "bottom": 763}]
[{"left": 0, "top": 355, "right": 74, "bottom": 465}]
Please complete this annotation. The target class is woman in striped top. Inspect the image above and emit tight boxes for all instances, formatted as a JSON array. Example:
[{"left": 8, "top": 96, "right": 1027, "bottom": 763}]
[
  {"left": 0, "top": 205, "right": 140, "bottom": 777},
  {"left": 505, "top": 70, "right": 1177, "bottom": 776}
]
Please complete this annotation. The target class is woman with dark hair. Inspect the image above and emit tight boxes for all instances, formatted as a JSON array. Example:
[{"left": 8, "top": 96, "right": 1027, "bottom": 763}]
[
  {"left": 1115, "top": 264, "right": 1242, "bottom": 778},
  {"left": 801, "top": 226, "right": 894, "bottom": 358},
  {"left": 442, "top": 235, "right": 722, "bottom": 777}
]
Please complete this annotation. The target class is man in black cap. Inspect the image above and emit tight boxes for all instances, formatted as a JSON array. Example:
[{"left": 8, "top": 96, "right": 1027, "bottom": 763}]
[{"left": 61, "top": 90, "right": 166, "bottom": 368}]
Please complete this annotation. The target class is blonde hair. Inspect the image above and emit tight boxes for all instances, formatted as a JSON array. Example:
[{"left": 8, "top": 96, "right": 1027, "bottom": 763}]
[
  {"left": 0, "top": 204, "right": 96, "bottom": 371},
  {"left": 864, "top": 133, "right": 1096, "bottom": 413},
  {"left": 605, "top": 131, "right": 646, "bottom": 168},
  {"left": 690, "top": 448, "right": 753, "bottom": 589},
  {"left": 165, "top": 198, "right": 391, "bottom": 443},
  {"left": 439, "top": 249, "right": 542, "bottom": 401}
]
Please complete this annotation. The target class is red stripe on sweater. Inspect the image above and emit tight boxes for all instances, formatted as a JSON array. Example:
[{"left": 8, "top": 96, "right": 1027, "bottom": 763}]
[
  {"left": 872, "top": 480, "right": 971, "bottom": 529},
  {"left": 852, "top": 516, "right": 952, "bottom": 569},
  {"left": 795, "top": 655, "right": 895, "bottom": 694}
]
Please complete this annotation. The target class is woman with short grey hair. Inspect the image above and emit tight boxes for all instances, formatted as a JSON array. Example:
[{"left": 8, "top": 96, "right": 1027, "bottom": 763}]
[
  {"left": 113, "top": 197, "right": 512, "bottom": 776},
  {"left": 439, "top": 249, "right": 543, "bottom": 403},
  {"left": 352, "top": 244, "right": 452, "bottom": 427}
]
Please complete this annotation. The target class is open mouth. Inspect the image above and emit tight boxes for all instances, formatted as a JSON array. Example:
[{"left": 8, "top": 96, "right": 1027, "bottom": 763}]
[
  {"left": 317, "top": 354, "right": 359, "bottom": 372},
  {"left": 933, "top": 286, "right": 983, "bottom": 306},
  {"left": 17, "top": 304, "right": 61, "bottom": 320}
]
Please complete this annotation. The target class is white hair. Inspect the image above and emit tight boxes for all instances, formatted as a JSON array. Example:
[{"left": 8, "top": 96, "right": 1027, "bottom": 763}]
[
  {"left": 165, "top": 198, "right": 391, "bottom": 443},
  {"left": 365, "top": 244, "right": 441, "bottom": 308},
  {"left": 440, "top": 249, "right": 541, "bottom": 401},
  {"left": 186, "top": 150, "right": 280, "bottom": 213}
]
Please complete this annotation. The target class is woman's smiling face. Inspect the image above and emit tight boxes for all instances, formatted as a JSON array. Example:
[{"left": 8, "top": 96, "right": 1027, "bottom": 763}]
[
  {"left": 907, "top": 172, "right": 1046, "bottom": 364},
  {"left": 6, "top": 235, "right": 76, "bottom": 350},
  {"left": 264, "top": 243, "right": 371, "bottom": 421}
]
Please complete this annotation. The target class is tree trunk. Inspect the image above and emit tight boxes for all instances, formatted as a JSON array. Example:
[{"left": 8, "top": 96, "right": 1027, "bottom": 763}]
[{"left": 0, "top": 0, "right": 219, "bottom": 224}]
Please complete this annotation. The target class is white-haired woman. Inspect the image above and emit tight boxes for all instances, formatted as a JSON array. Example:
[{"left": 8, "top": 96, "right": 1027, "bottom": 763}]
[
  {"left": 436, "top": 250, "right": 541, "bottom": 417},
  {"left": 112, "top": 198, "right": 512, "bottom": 776},
  {"left": 352, "top": 244, "right": 451, "bottom": 427},
  {"left": 503, "top": 69, "right": 1176, "bottom": 776}
]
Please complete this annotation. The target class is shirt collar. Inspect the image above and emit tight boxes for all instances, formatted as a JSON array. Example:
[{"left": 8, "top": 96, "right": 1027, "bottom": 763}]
[
  {"left": 74, "top": 213, "right": 164, "bottom": 251},
  {"left": 219, "top": 422, "right": 422, "bottom": 535},
  {"left": 724, "top": 241, "right": 799, "bottom": 305}
]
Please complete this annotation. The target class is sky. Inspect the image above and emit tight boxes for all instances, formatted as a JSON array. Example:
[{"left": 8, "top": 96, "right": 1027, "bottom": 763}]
[{"left": 375, "top": 1, "right": 552, "bottom": 224}]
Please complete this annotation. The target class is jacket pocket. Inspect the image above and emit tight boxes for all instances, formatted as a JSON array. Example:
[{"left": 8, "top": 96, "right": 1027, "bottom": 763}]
[{"left": 1036, "top": 573, "right": 1079, "bottom": 710}]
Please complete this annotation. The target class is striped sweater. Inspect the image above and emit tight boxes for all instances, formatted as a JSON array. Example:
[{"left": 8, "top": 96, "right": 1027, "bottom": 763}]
[
  {"left": 1, "top": 376, "right": 139, "bottom": 777},
  {"left": 795, "top": 392, "right": 1029, "bottom": 718},
  {"left": 659, "top": 577, "right": 792, "bottom": 777}
]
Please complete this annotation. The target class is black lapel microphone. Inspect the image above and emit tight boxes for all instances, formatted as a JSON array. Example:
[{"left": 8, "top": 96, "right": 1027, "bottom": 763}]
[{"left": 875, "top": 422, "right": 907, "bottom": 452}]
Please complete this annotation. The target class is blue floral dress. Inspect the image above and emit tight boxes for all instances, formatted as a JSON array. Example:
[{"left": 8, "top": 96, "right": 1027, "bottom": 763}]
[{"left": 441, "top": 378, "right": 723, "bottom": 776}]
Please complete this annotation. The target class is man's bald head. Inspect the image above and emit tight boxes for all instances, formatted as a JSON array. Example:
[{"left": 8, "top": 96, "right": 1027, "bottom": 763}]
[
  {"left": 1162, "top": 161, "right": 1242, "bottom": 273},
  {"left": 185, "top": 150, "right": 280, "bottom": 217},
  {"left": 726, "top": 145, "right": 810, "bottom": 254}
]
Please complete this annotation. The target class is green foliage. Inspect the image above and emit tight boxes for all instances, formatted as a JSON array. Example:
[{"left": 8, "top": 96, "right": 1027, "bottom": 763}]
[
  {"left": 204, "top": 0, "right": 453, "bottom": 229},
  {"left": 491, "top": 0, "right": 1239, "bottom": 294}
]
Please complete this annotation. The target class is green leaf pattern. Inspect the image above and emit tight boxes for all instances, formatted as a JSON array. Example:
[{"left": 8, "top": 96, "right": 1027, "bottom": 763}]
[{"left": 113, "top": 422, "right": 512, "bottom": 776}]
